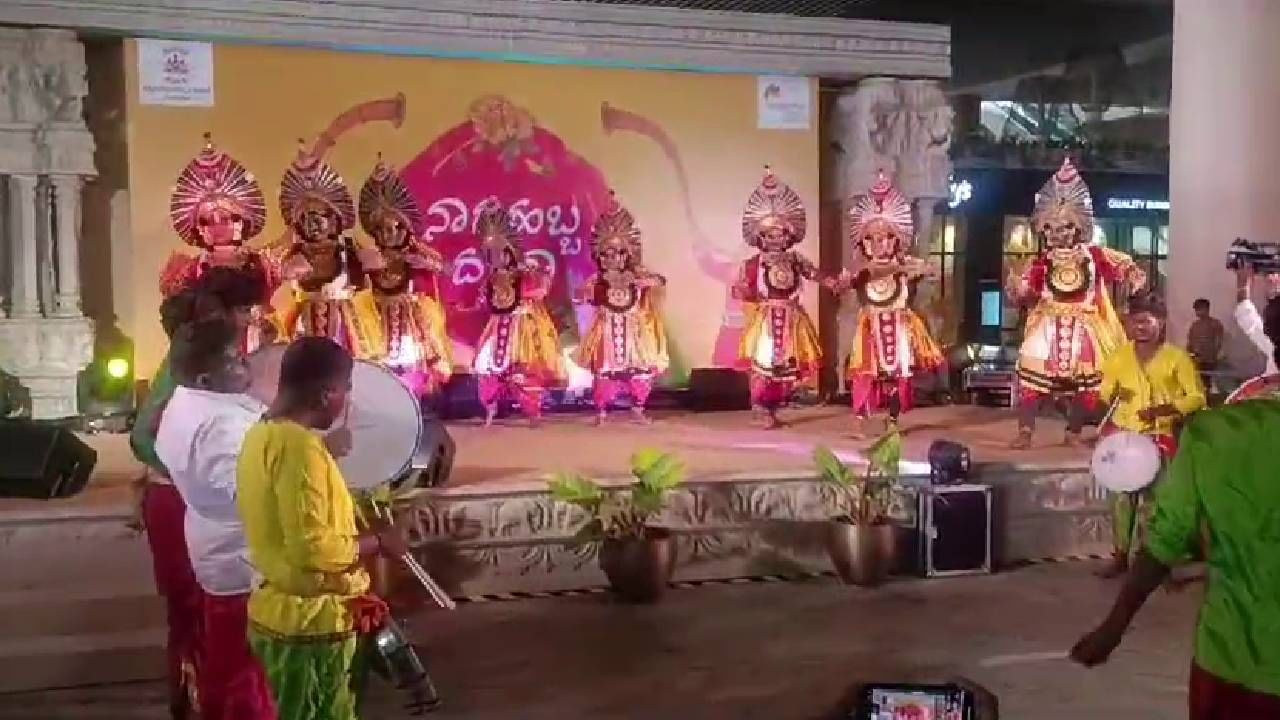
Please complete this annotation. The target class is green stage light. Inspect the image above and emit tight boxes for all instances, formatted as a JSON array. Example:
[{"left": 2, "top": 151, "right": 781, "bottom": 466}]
[{"left": 106, "top": 357, "right": 130, "bottom": 380}]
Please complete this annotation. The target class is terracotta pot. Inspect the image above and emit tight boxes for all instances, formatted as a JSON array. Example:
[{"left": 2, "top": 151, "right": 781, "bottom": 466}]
[
  {"left": 826, "top": 519, "right": 896, "bottom": 587},
  {"left": 598, "top": 528, "right": 676, "bottom": 603}
]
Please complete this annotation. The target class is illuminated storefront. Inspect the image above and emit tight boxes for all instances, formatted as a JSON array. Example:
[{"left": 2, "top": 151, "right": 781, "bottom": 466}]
[{"left": 933, "top": 168, "right": 1168, "bottom": 347}]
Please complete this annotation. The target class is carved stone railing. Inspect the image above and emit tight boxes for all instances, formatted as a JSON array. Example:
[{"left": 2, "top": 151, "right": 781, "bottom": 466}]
[
  {"left": 0, "top": 0, "right": 951, "bottom": 79},
  {"left": 0, "top": 28, "right": 97, "bottom": 419}
]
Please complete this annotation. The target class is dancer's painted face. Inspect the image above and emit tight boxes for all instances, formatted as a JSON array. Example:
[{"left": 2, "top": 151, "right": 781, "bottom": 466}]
[
  {"left": 759, "top": 225, "right": 791, "bottom": 252},
  {"left": 1038, "top": 210, "right": 1083, "bottom": 249},
  {"left": 195, "top": 202, "right": 245, "bottom": 248},
  {"left": 599, "top": 245, "right": 627, "bottom": 271},
  {"left": 374, "top": 212, "right": 411, "bottom": 249},
  {"left": 859, "top": 219, "right": 902, "bottom": 260},
  {"left": 298, "top": 207, "right": 336, "bottom": 242}
]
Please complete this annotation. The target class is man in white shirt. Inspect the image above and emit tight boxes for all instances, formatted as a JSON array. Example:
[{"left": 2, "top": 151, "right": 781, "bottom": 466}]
[
  {"left": 1235, "top": 267, "right": 1279, "bottom": 375},
  {"left": 156, "top": 318, "right": 276, "bottom": 720}
]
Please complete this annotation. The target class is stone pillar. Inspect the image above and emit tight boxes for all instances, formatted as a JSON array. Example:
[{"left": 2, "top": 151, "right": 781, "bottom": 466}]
[
  {"left": 51, "top": 175, "right": 83, "bottom": 316},
  {"left": 1168, "top": 0, "right": 1280, "bottom": 376},
  {"left": 8, "top": 174, "right": 41, "bottom": 318}
]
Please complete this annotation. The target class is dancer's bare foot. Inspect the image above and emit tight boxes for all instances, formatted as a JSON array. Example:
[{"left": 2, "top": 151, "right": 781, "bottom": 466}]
[
  {"left": 1094, "top": 554, "right": 1128, "bottom": 579},
  {"left": 1010, "top": 429, "right": 1033, "bottom": 450},
  {"left": 483, "top": 406, "right": 497, "bottom": 428},
  {"left": 630, "top": 407, "right": 652, "bottom": 425},
  {"left": 763, "top": 409, "right": 783, "bottom": 430}
]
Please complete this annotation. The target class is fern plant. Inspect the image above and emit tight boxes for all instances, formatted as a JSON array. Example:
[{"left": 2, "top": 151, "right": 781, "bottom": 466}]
[
  {"left": 814, "top": 430, "right": 902, "bottom": 525},
  {"left": 548, "top": 449, "right": 686, "bottom": 543}
]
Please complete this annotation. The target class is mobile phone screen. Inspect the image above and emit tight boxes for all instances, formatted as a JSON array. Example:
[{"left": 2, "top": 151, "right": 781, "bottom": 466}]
[{"left": 857, "top": 684, "right": 973, "bottom": 720}]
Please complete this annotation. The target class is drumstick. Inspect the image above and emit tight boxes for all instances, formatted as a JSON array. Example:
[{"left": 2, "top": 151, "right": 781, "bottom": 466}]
[
  {"left": 978, "top": 650, "right": 1069, "bottom": 668},
  {"left": 370, "top": 504, "right": 457, "bottom": 611}
]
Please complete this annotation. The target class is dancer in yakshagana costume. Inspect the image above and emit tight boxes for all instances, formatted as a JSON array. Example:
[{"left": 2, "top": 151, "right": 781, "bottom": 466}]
[
  {"left": 1007, "top": 158, "right": 1146, "bottom": 448},
  {"left": 471, "top": 205, "right": 563, "bottom": 426},
  {"left": 357, "top": 156, "right": 453, "bottom": 401},
  {"left": 572, "top": 192, "right": 669, "bottom": 425},
  {"left": 834, "top": 171, "right": 943, "bottom": 437},
  {"left": 733, "top": 167, "right": 826, "bottom": 429},
  {"left": 275, "top": 142, "right": 386, "bottom": 360},
  {"left": 161, "top": 133, "right": 280, "bottom": 354}
]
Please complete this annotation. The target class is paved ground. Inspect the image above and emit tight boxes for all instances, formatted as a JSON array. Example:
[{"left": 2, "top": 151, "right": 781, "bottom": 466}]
[{"left": 0, "top": 563, "right": 1197, "bottom": 719}]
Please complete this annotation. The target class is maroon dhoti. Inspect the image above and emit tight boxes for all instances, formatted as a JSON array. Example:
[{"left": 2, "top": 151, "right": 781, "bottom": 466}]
[
  {"left": 198, "top": 592, "right": 277, "bottom": 720},
  {"left": 1190, "top": 662, "right": 1280, "bottom": 719},
  {"left": 141, "top": 480, "right": 201, "bottom": 716}
]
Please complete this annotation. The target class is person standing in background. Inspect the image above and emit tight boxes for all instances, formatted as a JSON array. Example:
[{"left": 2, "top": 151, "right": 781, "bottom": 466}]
[
  {"left": 1185, "top": 298, "right": 1224, "bottom": 390},
  {"left": 1234, "top": 266, "right": 1279, "bottom": 374}
]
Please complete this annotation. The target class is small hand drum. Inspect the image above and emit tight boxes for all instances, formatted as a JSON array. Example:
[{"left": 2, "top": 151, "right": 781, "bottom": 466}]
[
  {"left": 247, "top": 344, "right": 422, "bottom": 490},
  {"left": 1090, "top": 431, "right": 1161, "bottom": 493}
]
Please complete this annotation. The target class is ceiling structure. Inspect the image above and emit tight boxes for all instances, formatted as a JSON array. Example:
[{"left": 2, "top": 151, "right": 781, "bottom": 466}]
[{"left": 577, "top": 0, "right": 1170, "bottom": 22}]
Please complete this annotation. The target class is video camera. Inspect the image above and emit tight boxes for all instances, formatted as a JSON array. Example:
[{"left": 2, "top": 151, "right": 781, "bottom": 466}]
[{"left": 1226, "top": 238, "right": 1280, "bottom": 274}]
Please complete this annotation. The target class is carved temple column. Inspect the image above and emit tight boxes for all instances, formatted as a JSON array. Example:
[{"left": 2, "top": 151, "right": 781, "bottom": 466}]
[{"left": 0, "top": 28, "right": 97, "bottom": 419}]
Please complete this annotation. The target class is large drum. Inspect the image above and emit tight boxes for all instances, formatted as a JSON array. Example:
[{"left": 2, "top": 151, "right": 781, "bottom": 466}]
[
  {"left": 1226, "top": 373, "right": 1280, "bottom": 404},
  {"left": 1090, "top": 430, "right": 1162, "bottom": 493},
  {"left": 247, "top": 344, "right": 422, "bottom": 490}
]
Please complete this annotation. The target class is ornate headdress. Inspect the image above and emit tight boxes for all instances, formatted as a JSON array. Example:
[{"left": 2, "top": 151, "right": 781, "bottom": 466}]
[
  {"left": 358, "top": 155, "right": 423, "bottom": 241},
  {"left": 741, "top": 166, "right": 806, "bottom": 247},
  {"left": 591, "top": 192, "right": 642, "bottom": 261},
  {"left": 475, "top": 204, "right": 519, "bottom": 253},
  {"left": 848, "top": 170, "right": 914, "bottom": 257},
  {"left": 1032, "top": 157, "right": 1094, "bottom": 237},
  {"left": 169, "top": 133, "right": 267, "bottom": 248},
  {"left": 279, "top": 140, "right": 356, "bottom": 232}
]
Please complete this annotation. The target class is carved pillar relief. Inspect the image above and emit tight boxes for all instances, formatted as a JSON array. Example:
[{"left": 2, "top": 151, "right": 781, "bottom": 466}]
[{"left": 0, "top": 28, "right": 97, "bottom": 419}]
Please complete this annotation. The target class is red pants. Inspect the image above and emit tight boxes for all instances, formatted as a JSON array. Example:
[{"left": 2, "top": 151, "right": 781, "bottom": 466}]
[
  {"left": 199, "top": 593, "right": 277, "bottom": 720},
  {"left": 1190, "top": 663, "right": 1280, "bottom": 719},
  {"left": 478, "top": 374, "right": 543, "bottom": 418},
  {"left": 141, "top": 481, "right": 201, "bottom": 714},
  {"left": 592, "top": 374, "right": 654, "bottom": 411},
  {"left": 849, "top": 375, "right": 912, "bottom": 419},
  {"left": 749, "top": 374, "right": 793, "bottom": 410}
]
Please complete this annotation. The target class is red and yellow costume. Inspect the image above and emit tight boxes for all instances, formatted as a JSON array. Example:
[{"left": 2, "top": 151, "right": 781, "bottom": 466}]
[
  {"left": 732, "top": 168, "right": 823, "bottom": 423},
  {"left": 839, "top": 172, "right": 943, "bottom": 424},
  {"left": 471, "top": 206, "right": 563, "bottom": 424},
  {"left": 275, "top": 144, "right": 384, "bottom": 360},
  {"left": 572, "top": 194, "right": 669, "bottom": 421},
  {"left": 161, "top": 133, "right": 279, "bottom": 353},
  {"left": 358, "top": 158, "right": 452, "bottom": 398},
  {"left": 1008, "top": 158, "right": 1146, "bottom": 445}
]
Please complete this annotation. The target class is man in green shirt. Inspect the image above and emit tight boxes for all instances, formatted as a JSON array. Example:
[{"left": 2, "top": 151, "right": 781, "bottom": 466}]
[{"left": 1072, "top": 297, "right": 1280, "bottom": 718}]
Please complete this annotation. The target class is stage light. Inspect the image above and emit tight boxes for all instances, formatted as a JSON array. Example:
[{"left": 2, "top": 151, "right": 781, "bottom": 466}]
[
  {"left": 927, "top": 440, "right": 971, "bottom": 485},
  {"left": 106, "top": 357, "right": 130, "bottom": 380}
]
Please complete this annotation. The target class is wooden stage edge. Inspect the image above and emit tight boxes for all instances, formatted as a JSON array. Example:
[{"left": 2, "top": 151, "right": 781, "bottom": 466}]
[{"left": 0, "top": 404, "right": 1091, "bottom": 523}]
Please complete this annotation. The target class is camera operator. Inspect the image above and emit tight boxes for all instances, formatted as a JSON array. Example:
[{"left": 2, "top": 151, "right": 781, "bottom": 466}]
[{"left": 1234, "top": 265, "right": 1279, "bottom": 374}]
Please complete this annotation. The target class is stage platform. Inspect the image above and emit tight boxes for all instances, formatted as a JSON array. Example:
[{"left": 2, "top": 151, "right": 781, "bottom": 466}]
[{"left": 0, "top": 405, "right": 1109, "bottom": 693}]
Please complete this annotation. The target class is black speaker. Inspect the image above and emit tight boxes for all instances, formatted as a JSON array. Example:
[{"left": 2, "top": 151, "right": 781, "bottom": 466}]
[
  {"left": 436, "top": 374, "right": 484, "bottom": 420},
  {"left": 411, "top": 418, "right": 455, "bottom": 489},
  {"left": 918, "top": 484, "right": 993, "bottom": 577},
  {"left": 688, "top": 367, "right": 751, "bottom": 411},
  {"left": 0, "top": 421, "right": 98, "bottom": 499}
]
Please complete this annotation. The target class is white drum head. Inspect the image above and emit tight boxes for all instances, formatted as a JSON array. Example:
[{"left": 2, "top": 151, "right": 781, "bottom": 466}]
[
  {"left": 1090, "top": 431, "right": 1161, "bottom": 493},
  {"left": 247, "top": 344, "right": 422, "bottom": 490}
]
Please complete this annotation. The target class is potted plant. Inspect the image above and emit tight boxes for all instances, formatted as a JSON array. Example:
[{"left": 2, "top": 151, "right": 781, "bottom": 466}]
[
  {"left": 353, "top": 483, "right": 430, "bottom": 603},
  {"left": 548, "top": 449, "right": 685, "bottom": 603},
  {"left": 814, "top": 430, "right": 902, "bottom": 587}
]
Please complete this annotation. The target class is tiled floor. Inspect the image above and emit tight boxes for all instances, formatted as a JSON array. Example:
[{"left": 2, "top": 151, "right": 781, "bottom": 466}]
[{"left": 0, "top": 562, "right": 1198, "bottom": 719}]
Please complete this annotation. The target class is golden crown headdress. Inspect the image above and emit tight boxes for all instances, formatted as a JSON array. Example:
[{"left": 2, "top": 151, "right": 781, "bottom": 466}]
[
  {"left": 169, "top": 133, "right": 267, "bottom": 248},
  {"left": 1032, "top": 157, "right": 1094, "bottom": 236},
  {"left": 848, "top": 170, "right": 914, "bottom": 242},
  {"left": 358, "top": 155, "right": 423, "bottom": 240},
  {"left": 279, "top": 140, "right": 356, "bottom": 232},
  {"left": 591, "top": 192, "right": 642, "bottom": 258},
  {"left": 741, "top": 166, "right": 806, "bottom": 247}
]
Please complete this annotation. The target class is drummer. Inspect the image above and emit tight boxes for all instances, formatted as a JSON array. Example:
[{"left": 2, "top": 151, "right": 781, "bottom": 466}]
[
  {"left": 1094, "top": 294, "right": 1205, "bottom": 578},
  {"left": 237, "top": 337, "right": 410, "bottom": 720}
]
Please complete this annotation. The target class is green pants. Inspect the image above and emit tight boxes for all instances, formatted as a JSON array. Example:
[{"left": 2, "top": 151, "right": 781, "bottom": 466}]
[
  {"left": 248, "top": 629, "right": 360, "bottom": 720},
  {"left": 1111, "top": 466, "right": 1165, "bottom": 557}
]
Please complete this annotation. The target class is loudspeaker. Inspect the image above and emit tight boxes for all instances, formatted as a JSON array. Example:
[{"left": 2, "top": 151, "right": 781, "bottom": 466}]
[
  {"left": 688, "top": 367, "right": 751, "bottom": 411},
  {"left": 918, "top": 484, "right": 993, "bottom": 577},
  {"left": 436, "top": 374, "right": 484, "bottom": 420},
  {"left": 0, "top": 421, "right": 98, "bottom": 499},
  {"left": 411, "top": 417, "right": 455, "bottom": 489}
]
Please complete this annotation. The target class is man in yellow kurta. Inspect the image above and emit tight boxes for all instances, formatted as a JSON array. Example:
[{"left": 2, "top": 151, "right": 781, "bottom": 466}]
[
  {"left": 1095, "top": 295, "right": 1205, "bottom": 577},
  {"left": 237, "top": 337, "right": 408, "bottom": 720}
]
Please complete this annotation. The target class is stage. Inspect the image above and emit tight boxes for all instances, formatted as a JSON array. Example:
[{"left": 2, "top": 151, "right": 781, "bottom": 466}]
[{"left": 440, "top": 404, "right": 1091, "bottom": 494}]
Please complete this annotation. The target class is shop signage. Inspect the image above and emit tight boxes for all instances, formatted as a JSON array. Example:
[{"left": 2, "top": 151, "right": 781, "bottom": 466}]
[
  {"left": 948, "top": 179, "right": 973, "bottom": 208},
  {"left": 1106, "top": 197, "right": 1169, "bottom": 211}
]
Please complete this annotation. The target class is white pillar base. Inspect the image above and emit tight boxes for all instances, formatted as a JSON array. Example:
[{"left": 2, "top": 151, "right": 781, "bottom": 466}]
[{"left": 0, "top": 316, "right": 94, "bottom": 419}]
